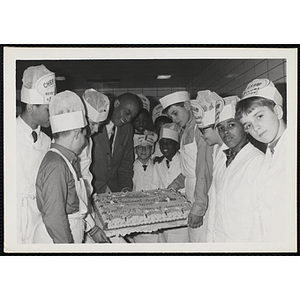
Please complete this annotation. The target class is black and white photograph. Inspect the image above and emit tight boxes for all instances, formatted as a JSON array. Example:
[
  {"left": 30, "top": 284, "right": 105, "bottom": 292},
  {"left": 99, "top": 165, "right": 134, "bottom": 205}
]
[{"left": 3, "top": 46, "right": 297, "bottom": 253}]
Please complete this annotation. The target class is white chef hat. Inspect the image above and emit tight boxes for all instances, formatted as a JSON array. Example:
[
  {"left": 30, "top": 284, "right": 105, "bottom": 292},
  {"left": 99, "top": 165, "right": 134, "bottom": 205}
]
[
  {"left": 21, "top": 64, "right": 56, "bottom": 105},
  {"left": 134, "top": 131, "right": 158, "bottom": 148},
  {"left": 190, "top": 90, "right": 223, "bottom": 128},
  {"left": 152, "top": 103, "right": 169, "bottom": 123},
  {"left": 159, "top": 122, "right": 180, "bottom": 143},
  {"left": 159, "top": 91, "right": 190, "bottom": 110},
  {"left": 137, "top": 94, "right": 150, "bottom": 112},
  {"left": 50, "top": 90, "right": 88, "bottom": 134},
  {"left": 82, "top": 88, "right": 110, "bottom": 123},
  {"left": 240, "top": 78, "right": 283, "bottom": 105},
  {"left": 215, "top": 96, "right": 240, "bottom": 125}
]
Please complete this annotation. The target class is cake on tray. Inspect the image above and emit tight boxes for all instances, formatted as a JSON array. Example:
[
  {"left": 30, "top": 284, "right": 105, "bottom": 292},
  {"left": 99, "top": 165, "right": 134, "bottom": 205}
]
[{"left": 93, "top": 189, "right": 191, "bottom": 237}]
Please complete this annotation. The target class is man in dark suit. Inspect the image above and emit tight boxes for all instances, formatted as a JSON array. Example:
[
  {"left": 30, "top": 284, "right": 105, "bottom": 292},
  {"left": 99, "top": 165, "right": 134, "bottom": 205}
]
[{"left": 90, "top": 93, "right": 142, "bottom": 194}]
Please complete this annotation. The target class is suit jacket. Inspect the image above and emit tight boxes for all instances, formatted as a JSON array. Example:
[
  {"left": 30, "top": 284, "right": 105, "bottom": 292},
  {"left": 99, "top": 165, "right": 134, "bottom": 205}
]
[{"left": 90, "top": 122, "right": 134, "bottom": 193}]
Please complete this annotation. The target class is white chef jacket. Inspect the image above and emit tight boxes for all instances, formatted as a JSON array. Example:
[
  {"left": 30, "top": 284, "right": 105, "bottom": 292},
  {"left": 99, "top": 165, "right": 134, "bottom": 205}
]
[
  {"left": 16, "top": 116, "right": 51, "bottom": 243},
  {"left": 206, "top": 142, "right": 265, "bottom": 243},
  {"left": 132, "top": 159, "right": 160, "bottom": 191},
  {"left": 256, "top": 128, "right": 295, "bottom": 244},
  {"left": 154, "top": 152, "right": 184, "bottom": 193}
]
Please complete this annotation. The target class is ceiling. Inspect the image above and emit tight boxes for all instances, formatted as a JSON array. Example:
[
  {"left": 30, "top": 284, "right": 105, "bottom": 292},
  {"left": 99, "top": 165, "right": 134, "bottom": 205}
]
[{"left": 16, "top": 59, "right": 218, "bottom": 91}]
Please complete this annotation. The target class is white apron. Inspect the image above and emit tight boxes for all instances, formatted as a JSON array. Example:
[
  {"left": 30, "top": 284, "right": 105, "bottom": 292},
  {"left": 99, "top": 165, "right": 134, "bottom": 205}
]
[
  {"left": 180, "top": 125, "right": 208, "bottom": 243},
  {"left": 33, "top": 148, "right": 92, "bottom": 244}
]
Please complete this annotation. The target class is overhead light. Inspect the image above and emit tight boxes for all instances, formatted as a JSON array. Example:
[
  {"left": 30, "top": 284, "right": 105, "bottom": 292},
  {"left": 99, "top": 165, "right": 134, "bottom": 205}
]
[
  {"left": 55, "top": 76, "right": 66, "bottom": 81},
  {"left": 157, "top": 75, "right": 172, "bottom": 80}
]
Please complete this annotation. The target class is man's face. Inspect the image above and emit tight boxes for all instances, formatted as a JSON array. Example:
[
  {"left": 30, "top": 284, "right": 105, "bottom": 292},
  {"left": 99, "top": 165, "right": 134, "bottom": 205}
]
[
  {"left": 199, "top": 126, "right": 221, "bottom": 147},
  {"left": 216, "top": 118, "right": 247, "bottom": 151},
  {"left": 33, "top": 104, "right": 50, "bottom": 128},
  {"left": 135, "top": 145, "right": 153, "bottom": 161},
  {"left": 112, "top": 99, "right": 140, "bottom": 127},
  {"left": 167, "top": 104, "right": 190, "bottom": 128},
  {"left": 159, "top": 138, "right": 178, "bottom": 161},
  {"left": 239, "top": 106, "right": 281, "bottom": 144},
  {"left": 133, "top": 111, "right": 149, "bottom": 134}
]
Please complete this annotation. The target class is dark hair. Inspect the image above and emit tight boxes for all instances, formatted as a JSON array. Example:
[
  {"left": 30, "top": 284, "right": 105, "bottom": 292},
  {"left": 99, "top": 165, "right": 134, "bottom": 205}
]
[
  {"left": 235, "top": 97, "right": 276, "bottom": 120},
  {"left": 20, "top": 102, "right": 41, "bottom": 113}
]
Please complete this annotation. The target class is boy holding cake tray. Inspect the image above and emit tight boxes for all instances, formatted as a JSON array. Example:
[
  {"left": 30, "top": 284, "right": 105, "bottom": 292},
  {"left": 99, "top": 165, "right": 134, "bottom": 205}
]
[
  {"left": 154, "top": 122, "right": 188, "bottom": 242},
  {"left": 35, "top": 91, "right": 110, "bottom": 243},
  {"left": 159, "top": 91, "right": 213, "bottom": 243}
]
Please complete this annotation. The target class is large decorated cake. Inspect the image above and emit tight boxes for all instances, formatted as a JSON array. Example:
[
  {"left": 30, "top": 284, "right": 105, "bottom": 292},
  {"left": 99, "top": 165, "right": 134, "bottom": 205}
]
[{"left": 93, "top": 189, "right": 191, "bottom": 237}]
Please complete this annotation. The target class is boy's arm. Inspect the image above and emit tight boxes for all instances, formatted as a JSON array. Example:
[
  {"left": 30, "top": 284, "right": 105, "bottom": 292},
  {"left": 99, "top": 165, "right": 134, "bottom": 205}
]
[
  {"left": 167, "top": 173, "right": 185, "bottom": 191},
  {"left": 189, "top": 130, "right": 213, "bottom": 225},
  {"left": 36, "top": 161, "right": 74, "bottom": 243}
]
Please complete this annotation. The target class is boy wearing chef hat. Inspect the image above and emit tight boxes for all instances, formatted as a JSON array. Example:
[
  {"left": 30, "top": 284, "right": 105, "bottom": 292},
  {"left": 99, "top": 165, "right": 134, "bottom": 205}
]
[
  {"left": 79, "top": 88, "right": 110, "bottom": 198},
  {"left": 35, "top": 90, "right": 110, "bottom": 244},
  {"left": 153, "top": 123, "right": 189, "bottom": 243},
  {"left": 129, "top": 131, "right": 160, "bottom": 243},
  {"left": 235, "top": 79, "right": 294, "bottom": 244},
  {"left": 190, "top": 91, "right": 224, "bottom": 163},
  {"left": 206, "top": 96, "right": 264, "bottom": 242},
  {"left": 159, "top": 91, "right": 213, "bottom": 243},
  {"left": 16, "top": 64, "right": 56, "bottom": 244},
  {"left": 132, "top": 131, "right": 159, "bottom": 192}
]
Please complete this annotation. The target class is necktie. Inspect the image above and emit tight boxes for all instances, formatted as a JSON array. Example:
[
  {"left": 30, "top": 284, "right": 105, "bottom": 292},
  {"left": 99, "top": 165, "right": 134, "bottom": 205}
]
[
  {"left": 223, "top": 148, "right": 237, "bottom": 167},
  {"left": 142, "top": 165, "right": 148, "bottom": 171},
  {"left": 32, "top": 131, "right": 38, "bottom": 143},
  {"left": 109, "top": 125, "right": 115, "bottom": 151},
  {"left": 166, "top": 159, "right": 170, "bottom": 169}
]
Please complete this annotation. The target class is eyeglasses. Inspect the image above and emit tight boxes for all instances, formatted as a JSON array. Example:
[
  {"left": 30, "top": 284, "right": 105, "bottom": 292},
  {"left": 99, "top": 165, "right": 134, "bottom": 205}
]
[
  {"left": 199, "top": 125, "right": 214, "bottom": 135},
  {"left": 136, "top": 145, "right": 152, "bottom": 151}
]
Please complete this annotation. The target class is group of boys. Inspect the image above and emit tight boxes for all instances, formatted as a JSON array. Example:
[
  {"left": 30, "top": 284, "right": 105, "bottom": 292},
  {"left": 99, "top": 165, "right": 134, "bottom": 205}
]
[{"left": 16, "top": 64, "right": 294, "bottom": 245}]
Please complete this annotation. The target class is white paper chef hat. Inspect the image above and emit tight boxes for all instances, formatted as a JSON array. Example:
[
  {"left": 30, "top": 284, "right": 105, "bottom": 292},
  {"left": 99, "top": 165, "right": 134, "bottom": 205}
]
[
  {"left": 50, "top": 90, "right": 87, "bottom": 134},
  {"left": 159, "top": 122, "right": 180, "bottom": 143},
  {"left": 159, "top": 91, "right": 190, "bottom": 110},
  {"left": 21, "top": 64, "right": 56, "bottom": 105},
  {"left": 152, "top": 103, "right": 169, "bottom": 123},
  {"left": 240, "top": 78, "right": 283, "bottom": 105},
  {"left": 215, "top": 96, "right": 240, "bottom": 125},
  {"left": 137, "top": 94, "right": 151, "bottom": 112},
  {"left": 82, "top": 88, "right": 110, "bottom": 123},
  {"left": 190, "top": 90, "right": 223, "bottom": 128},
  {"left": 134, "top": 131, "right": 158, "bottom": 148}
]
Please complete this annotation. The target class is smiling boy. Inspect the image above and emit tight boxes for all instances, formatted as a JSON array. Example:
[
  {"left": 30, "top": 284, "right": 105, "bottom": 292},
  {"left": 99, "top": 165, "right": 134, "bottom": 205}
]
[{"left": 206, "top": 96, "right": 264, "bottom": 242}]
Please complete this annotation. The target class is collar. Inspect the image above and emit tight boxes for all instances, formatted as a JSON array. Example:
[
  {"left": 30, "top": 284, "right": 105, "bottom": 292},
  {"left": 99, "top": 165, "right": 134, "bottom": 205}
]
[
  {"left": 223, "top": 141, "right": 249, "bottom": 157},
  {"left": 19, "top": 116, "right": 41, "bottom": 137},
  {"left": 51, "top": 143, "right": 78, "bottom": 164},
  {"left": 268, "top": 137, "right": 281, "bottom": 154}
]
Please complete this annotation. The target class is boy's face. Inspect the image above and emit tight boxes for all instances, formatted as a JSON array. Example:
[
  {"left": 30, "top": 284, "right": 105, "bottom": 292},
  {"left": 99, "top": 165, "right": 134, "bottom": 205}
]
[
  {"left": 135, "top": 145, "right": 153, "bottom": 161},
  {"left": 88, "top": 118, "right": 101, "bottom": 136},
  {"left": 167, "top": 104, "right": 190, "bottom": 128},
  {"left": 32, "top": 104, "right": 50, "bottom": 128},
  {"left": 133, "top": 111, "right": 149, "bottom": 134},
  {"left": 216, "top": 118, "right": 247, "bottom": 152},
  {"left": 199, "top": 126, "right": 221, "bottom": 147},
  {"left": 239, "top": 105, "right": 282, "bottom": 144},
  {"left": 159, "top": 138, "right": 178, "bottom": 161},
  {"left": 75, "top": 127, "right": 88, "bottom": 155}
]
